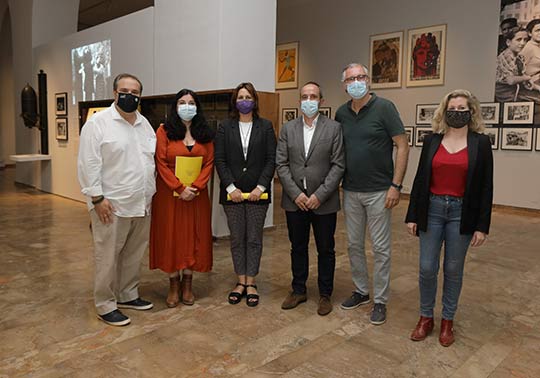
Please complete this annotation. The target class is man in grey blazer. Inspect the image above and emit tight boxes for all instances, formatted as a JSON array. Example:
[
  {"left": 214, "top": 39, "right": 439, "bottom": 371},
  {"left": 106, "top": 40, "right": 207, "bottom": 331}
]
[{"left": 276, "top": 82, "right": 345, "bottom": 316}]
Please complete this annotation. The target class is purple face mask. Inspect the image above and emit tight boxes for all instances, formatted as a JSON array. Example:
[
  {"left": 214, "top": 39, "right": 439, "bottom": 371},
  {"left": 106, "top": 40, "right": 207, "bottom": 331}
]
[{"left": 236, "top": 100, "right": 255, "bottom": 114}]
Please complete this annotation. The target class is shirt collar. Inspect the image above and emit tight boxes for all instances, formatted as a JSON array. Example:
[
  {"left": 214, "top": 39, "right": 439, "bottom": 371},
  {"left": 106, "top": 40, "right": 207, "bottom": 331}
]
[
  {"left": 302, "top": 114, "right": 319, "bottom": 129},
  {"left": 347, "top": 92, "right": 377, "bottom": 112},
  {"left": 110, "top": 102, "right": 143, "bottom": 126}
]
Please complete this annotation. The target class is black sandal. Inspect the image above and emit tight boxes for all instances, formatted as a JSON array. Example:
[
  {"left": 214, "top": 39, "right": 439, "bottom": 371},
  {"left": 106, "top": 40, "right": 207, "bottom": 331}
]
[
  {"left": 246, "top": 284, "right": 259, "bottom": 307},
  {"left": 228, "top": 283, "right": 246, "bottom": 304}
]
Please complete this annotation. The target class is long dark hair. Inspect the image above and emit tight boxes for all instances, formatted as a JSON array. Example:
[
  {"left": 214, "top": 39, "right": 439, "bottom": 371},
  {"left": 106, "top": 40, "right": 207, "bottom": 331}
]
[
  {"left": 229, "top": 82, "right": 260, "bottom": 120},
  {"left": 164, "top": 89, "right": 215, "bottom": 143}
]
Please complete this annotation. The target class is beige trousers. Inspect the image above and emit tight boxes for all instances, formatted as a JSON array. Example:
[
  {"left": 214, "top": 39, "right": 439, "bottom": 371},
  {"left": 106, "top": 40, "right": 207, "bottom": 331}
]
[{"left": 90, "top": 210, "right": 150, "bottom": 315}]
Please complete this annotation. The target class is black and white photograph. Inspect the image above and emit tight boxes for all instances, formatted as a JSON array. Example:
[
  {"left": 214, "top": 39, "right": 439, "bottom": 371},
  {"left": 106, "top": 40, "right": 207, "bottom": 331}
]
[
  {"left": 415, "top": 104, "right": 438, "bottom": 124},
  {"left": 501, "top": 127, "right": 533, "bottom": 150},
  {"left": 71, "top": 39, "right": 111, "bottom": 105},
  {"left": 503, "top": 101, "right": 534, "bottom": 124},
  {"left": 415, "top": 126, "right": 433, "bottom": 147},
  {"left": 404, "top": 126, "right": 414, "bottom": 146},
  {"left": 484, "top": 127, "right": 499, "bottom": 150},
  {"left": 496, "top": 1, "right": 540, "bottom": 123},
  {"left": 282, "top": 108, "right": 298, "bottom": 123},
  {"left": 56, "top": 118, "right": 68, "bottom": 141},
  {"left": 318, "top": 107, "right": 331, "bottom": 118},
  {"left": 480, "top": 102, "right": 500, "bottom": 124},
  {"left": 55, "top": 92, "right": 68, "bottom": 116}
]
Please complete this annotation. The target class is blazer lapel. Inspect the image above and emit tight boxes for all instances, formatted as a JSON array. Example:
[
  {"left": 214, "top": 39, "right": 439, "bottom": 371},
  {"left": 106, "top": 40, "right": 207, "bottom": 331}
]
[
  {"left": 466, "top": 132, "right": 479, "bottom": 191},
  {"left": 306, "top": 116, "right": 324, "bottom": 161},
  {"left": 424, "top": 133, "right": 442, "bottom": 192},
  {"left": 230, "top": 120, "right": 244, "bottom": 159},
  {"left": 293, "top": 117, "right": 306, "bottom": 160},
  {"left": 246, "top": 118, "right": 260, "bottom": 160}
]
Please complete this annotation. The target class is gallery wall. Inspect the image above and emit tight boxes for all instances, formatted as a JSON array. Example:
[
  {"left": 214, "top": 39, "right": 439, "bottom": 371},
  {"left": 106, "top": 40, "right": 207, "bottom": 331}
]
[{"left": 276, "top": 0, "right": 540, "bottom": 210}]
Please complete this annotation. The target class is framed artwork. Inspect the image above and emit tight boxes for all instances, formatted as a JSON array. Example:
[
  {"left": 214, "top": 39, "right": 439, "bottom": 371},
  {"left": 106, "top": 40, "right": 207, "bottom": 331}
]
[
  {"left": 369, "top": 31, "right": 403, "bottom": 89},
  {"left": 536, "top": 129, "right": 540, "bottom": 151},
  {"left": 415, "top": 104, "right": 438, "bottom": 124},
  {"left": 406, "top": 24, "right": 446, "bottom": 87},
  {"left": 503, "top": 102, "right": 534, "bottom": 124},
  {"left": 501, "top": 127, "right": 533, "bottom": 151},
  {"left": 56, "top": 118, "right": 68, "bottom": 141},
  {"left": 55, "top": 92, "right": 68, "bottom": 116},
  {"left": 480, "top": 102, "right": 500, "bottom": 124},
  {"left": 404, "top": 126, "right": 414, "bottom": 146},
  {"left": 415, "top": 126, "right": 433, "bottom": 147},
  {"left": 319, "top": 107, "right": 331, "bottom": 118},
  {"left": 484, "top": 127, "right": 499, "bottom": 150},
  {"left": 282, "top": 108, "right": 298, "bottom": 123},
  {"left": 276, "top": 42, "right": 299, "bottom": 89}
]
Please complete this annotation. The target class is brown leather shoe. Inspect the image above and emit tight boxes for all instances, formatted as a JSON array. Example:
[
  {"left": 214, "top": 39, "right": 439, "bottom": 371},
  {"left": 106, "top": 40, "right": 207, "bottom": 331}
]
[
  {"left": 439, "top": 319, "right": 455, "bottom": 347},
  {"left": 181, "top": 274, "right": 194, "bottom": 306},
  {"left": 166, "top": 276, "right": 180, "bottom": 308},
  {"left": 410, "top": 316, "right": 434, "bottom": 341},
  {"left": 281, "top": 292, "right": 307, "bottom": 310},
  {"left": 317, "top": 296, "right": 333, "bottom": 316}
]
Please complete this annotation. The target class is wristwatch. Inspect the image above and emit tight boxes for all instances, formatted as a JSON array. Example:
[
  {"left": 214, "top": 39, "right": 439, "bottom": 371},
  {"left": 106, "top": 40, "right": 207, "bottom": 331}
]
[{"left": 390, "top": 182, "right": 403, "bottom": 191}]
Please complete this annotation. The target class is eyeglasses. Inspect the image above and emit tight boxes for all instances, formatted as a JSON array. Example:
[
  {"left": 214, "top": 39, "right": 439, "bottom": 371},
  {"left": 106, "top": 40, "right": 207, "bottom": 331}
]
[{"left": 343, "top": 74, "right": 369, "bottom": 84}]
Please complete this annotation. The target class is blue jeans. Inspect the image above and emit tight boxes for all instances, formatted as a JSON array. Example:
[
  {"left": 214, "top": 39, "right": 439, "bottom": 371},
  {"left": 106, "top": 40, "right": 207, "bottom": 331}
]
[{"left": 419, "top": 195, "right": 473, "bottom": 320}]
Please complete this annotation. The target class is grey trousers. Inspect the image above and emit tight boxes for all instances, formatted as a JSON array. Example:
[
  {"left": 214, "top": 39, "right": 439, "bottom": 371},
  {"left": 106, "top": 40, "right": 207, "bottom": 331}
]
[
  {"left": 223, "top": 203, "right": 268, "bottom": 277},
  {"left": 343, "top": 190, "right": 392, "bottom": 304},
  {"left": 90, "top": 210, "right": 150, "bottom": 315}
]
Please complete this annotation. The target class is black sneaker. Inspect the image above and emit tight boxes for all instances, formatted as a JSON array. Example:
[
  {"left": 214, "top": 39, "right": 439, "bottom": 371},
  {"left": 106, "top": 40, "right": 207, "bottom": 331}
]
[
  {"left": 340, "top": 292, "right": 370, "bottom": 310},
  {"left": 117, "top": 298, "right": 154, "bottom": 311},
  {"left": 97, "top": 309, "right": 131, "bottom": 326},
  {"left": 370, "top": 303, "right": 387, "bottom": 325}
]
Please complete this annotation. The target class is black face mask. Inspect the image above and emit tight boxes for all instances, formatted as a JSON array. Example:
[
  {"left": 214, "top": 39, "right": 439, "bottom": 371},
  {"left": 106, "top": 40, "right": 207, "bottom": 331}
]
[
  {"left": 445, "top": 110, "right": 471, "bottom": 129},
  {"left": 116, "top": 93, "right": 139, "bottom": 113}
]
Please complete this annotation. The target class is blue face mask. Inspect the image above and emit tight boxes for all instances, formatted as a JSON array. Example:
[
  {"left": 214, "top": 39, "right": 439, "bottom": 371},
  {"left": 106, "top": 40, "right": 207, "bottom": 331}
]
[
  {"left": 301, "top": 100, "right": 319, "bottom": 118},
  {"left": 177, "top": 104, "right": 197, "bottom": 121},
  {"left": 346, "top": 80, "right": 368, "bottom": 100}
]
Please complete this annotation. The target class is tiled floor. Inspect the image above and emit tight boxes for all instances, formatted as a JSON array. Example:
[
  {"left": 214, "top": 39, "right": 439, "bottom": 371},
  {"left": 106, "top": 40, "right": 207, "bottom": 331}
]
[{"left": 1, "top": 167, "right": 539, "bottom": 377}]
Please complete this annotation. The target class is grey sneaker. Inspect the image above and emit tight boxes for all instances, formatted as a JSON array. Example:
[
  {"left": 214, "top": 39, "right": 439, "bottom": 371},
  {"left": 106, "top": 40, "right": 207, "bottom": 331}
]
[
  {"left": 340, "top": 292, "right": 370, "bottom": 310},
  {"left": 370, "top": 303, "right": 387, "bottom": 325}
]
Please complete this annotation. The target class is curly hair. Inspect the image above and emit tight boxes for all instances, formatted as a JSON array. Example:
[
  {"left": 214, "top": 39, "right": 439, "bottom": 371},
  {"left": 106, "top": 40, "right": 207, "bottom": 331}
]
[
  {"left": 164, "top": 89, "right": 215, "bottom": 143},
  {"left": 432, "top": 89, "right": 485, "bottom": 134}
]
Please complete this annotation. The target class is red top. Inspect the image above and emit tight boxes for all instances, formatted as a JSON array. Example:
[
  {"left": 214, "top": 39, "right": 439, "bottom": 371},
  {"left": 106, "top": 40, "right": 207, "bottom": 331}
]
[{"left": 430, "top": 144, "right": 468, "bottom": 197}]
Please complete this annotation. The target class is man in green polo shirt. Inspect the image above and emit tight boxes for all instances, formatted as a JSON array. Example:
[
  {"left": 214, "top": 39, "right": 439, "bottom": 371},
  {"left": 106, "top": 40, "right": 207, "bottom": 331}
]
[{"left": 335, "top": 63, "right": 409, "bottom": 325}]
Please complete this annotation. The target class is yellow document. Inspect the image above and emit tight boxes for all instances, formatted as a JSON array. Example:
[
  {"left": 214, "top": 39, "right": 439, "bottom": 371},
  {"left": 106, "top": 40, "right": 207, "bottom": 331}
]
[
  {"left": 173, "top": 156, "right": 203, "bottom": 197},
  {"left": 227, "top": 193, "right": 269, "bottom": 200}
]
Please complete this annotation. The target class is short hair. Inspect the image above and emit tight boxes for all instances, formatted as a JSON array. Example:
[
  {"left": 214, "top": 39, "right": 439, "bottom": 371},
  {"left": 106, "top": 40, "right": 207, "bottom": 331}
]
[
  {"left": 341, "top": 63, "right": 369, "bottom": 82},
  {"left": 113, "top": 73, "right": 143, "bottom": 93},
  {"left": 505, "top": 27, "right": 529, "bottom": 42},
  {"left": 301, "top": 81, "right": 323, "bottom": 99},
  {"left": 526, "top": 18, "right": 540, "bottom": 33},
  {"left": 229, "top": 82, "right": 259, "bottom": 120},
  {"left": 500, "top": 17, "right": 518, "bottom": 28},
  {"left": 432, "top": 89, "right": 484, "bottom": 134}
]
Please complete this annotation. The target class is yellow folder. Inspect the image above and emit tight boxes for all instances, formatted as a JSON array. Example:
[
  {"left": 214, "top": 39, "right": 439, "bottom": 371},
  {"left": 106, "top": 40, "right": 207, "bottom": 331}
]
[
  {"left": 227, "top": 193, "right": 269, "bottom": 200},
  {"left": 173, "top": 156, "right": 202, "bottom": 197}
]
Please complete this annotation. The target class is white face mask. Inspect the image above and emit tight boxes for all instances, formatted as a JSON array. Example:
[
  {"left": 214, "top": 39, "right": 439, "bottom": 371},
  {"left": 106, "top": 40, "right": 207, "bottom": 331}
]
[
  {"left": 177, "top": 104, "right": 197, "bottom": 121},
  {"left": 301, "top": 100, "right": 319, "bottom": 118}
]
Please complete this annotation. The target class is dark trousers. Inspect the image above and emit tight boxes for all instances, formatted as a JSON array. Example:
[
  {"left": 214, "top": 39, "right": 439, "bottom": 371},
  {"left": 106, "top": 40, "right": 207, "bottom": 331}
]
[{"left": 285, "top": 210, "right": 337, "bottom": 297}]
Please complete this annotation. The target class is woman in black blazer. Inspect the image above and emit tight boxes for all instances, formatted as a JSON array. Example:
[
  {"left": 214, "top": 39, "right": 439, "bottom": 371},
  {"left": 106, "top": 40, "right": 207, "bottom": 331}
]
[
  {"left": 405, "top": 89, "right": 493, "bottom": 347},
  {"left": 214, "top": 82, "right": 276, "bottom": 307}
]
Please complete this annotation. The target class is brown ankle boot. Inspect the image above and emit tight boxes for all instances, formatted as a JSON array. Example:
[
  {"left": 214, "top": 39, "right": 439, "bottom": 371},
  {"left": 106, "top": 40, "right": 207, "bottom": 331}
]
[
  {"left": 181, "top": 274, "right": 194, "bottom": 305},
  {"left": 439, "top": 319, "right": 455, "bottom": 347},
  {"left": 410, "top": 316, "right": 434, "bottom": 341},
  {"left": 166, "top": 276, "right": 180, "bottom": 308}
]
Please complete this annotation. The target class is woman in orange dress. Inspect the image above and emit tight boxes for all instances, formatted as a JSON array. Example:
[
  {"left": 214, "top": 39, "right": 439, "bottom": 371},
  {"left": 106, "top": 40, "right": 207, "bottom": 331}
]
[{"left": 150, "top": 89, "right": 215, "bottom": 307}]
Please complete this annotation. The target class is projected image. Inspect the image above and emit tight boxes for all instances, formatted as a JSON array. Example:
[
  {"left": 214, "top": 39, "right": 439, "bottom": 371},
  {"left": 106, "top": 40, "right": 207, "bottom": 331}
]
[{"left": 71, "top": 39, "right": 111, "bottom": 105}]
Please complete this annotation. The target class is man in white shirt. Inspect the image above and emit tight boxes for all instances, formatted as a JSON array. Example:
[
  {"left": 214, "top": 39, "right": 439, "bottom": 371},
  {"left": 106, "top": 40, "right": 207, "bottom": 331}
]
[
  {"left": 78, "top": 73, "right": 156, "bottom": 326},
  {"left": 276, "top": 82, "right": 345, "bottom": 316}
]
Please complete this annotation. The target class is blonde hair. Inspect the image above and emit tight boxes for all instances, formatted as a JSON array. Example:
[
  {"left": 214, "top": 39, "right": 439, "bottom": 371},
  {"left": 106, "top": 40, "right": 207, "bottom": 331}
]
[{"left": 432, "top": 89, "right": 485, "bottom": 134}]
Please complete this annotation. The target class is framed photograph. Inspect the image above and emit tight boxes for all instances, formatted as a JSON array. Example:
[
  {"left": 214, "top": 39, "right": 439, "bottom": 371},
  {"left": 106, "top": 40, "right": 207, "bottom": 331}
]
[
  {"left": 369, "top": 31, "right": 403, "bottom": 89},
  {"left": 503, "top": 102, "right": 534, "bottom": 124},
  {"left": 501, "top": 127, "right": 533, "bottom": 151},
  {"left": 275, "top": 42, "right": 299, "bottom": 90},
  {"left": 536, "top": 129, "right": 540, "bottom": 151},
  {"left": 404, "top": 126, "right": 414, "bottom": 146},
  {"left": 319, "top": 107, "right": 331, "bottom": 118},
  {"left": 480, "top": 102, "right": 500, "bottom": 124},
  {"left": 415, "top": 126, "right": 433, "bottom": 147},
  {"left": 406, "top": 24, "right": 446, "bottom": 87},
  {"left": 484, "top": 127, "right": 499, "bottom": 150},
  {"left": 55, "top": 118, "right": 68, "bottom": 141},
  {"left": 55, "top": 92, "right": 68, "bottom": 116},
  {"left": 415, "top": 104, "right": 438, "bottom": 124},
  {"left": 282, "top": 108, "right": 298, "bottom": 123}
]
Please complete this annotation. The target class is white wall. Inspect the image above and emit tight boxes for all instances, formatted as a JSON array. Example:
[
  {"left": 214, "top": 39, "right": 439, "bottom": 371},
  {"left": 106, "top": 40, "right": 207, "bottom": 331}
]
[
  {"left": 32, "top": 0, "right": 78, "bottom": 48},
  {"left": 277, "top": 0, "right": 540, "bottom": 210}
]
